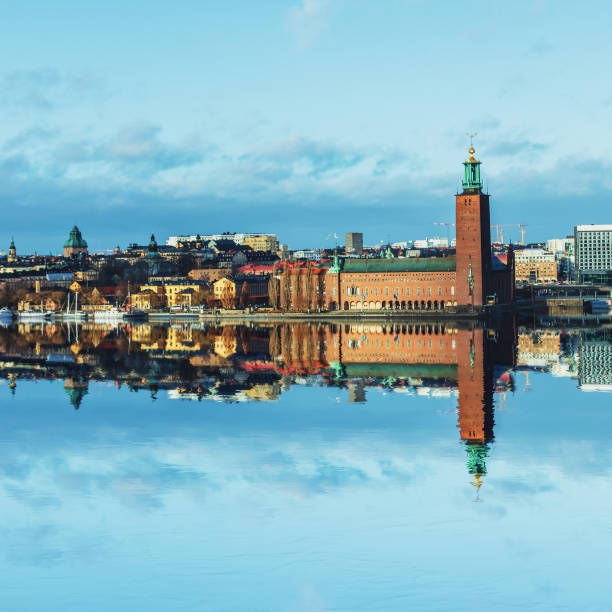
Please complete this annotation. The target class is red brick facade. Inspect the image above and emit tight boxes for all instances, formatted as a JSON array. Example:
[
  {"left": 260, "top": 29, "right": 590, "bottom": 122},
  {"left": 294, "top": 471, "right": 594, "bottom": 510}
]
[
  {"left": 324, "top": 269, "right": 457, "bottom": 311},
  {"left": 275, "top": 148, "right": 513, "bottom": 312},
  {"left": 455, "top": 192, "right": 492, "bottom": 307}
]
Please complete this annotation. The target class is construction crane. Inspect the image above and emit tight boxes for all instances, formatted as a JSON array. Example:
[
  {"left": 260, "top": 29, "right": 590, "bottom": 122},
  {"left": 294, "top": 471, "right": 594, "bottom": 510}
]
[{"left": 491, "top": 223, "right": 528, "bottom": 245}]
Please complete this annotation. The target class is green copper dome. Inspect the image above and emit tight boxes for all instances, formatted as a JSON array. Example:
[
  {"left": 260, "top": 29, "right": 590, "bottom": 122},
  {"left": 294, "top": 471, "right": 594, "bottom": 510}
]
[
  {"left": 63, "top": 225, "right": 88, "bottom": 248},
  {"left": 146, "top": 233, "right": 161, "bottom": 259}
]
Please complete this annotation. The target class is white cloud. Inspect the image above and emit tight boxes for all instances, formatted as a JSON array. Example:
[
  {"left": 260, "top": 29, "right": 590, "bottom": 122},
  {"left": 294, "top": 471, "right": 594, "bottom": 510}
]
[{"left": 287, "top": 0, "right": 331, "bottom": 48}]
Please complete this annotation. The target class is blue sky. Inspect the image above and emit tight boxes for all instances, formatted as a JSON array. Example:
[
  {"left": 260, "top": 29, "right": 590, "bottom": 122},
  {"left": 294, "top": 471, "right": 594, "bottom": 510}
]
[{"left": 1, "top": 0, "right": 612, "bottom": 253}]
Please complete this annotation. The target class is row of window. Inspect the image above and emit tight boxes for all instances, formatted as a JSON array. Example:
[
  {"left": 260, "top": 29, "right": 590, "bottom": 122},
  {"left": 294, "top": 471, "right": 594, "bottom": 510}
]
[
  {"left": 347, "top": 338, "right": 456, "bottom": 350},
  {"left": 343, "top": 286, "right": 455, "bottom": 297}
]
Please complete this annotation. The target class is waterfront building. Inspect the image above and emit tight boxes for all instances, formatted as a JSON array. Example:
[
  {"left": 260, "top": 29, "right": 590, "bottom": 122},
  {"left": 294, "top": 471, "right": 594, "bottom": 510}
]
[
  {"left": 7, "top": 237, "right": 17, "bottom": 263},
  {"left": 137, "top": 280, "right": 207, "bottom": 309},
  {"left": 574, "top": 224, "right": 612, "bottom": 284},
  {"left": 63, "top": 226, "right": 88, "bottom": 258},
  {"left": 317, "top": 145, "right": 514, "bottom": 311},
  {"left": 345, "top": 232, "right": 363, "bottom": 255},
  {"left": 213, "top": 276, "right": 269, "bottom": 306},
  {"left": 514, "top": 249, "right": 557, "bottom": 284}
]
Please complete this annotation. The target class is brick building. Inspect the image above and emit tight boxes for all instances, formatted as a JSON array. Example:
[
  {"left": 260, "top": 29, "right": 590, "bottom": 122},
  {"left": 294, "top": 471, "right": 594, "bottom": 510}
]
[{"left": 277, "top": 145, "right": 514, "bottom": 312}]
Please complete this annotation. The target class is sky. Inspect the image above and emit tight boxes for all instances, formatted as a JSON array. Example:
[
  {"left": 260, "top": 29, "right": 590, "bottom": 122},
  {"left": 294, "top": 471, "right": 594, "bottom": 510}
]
[{"left": 1, "top": 0, "right": 612, "bottom": 254}]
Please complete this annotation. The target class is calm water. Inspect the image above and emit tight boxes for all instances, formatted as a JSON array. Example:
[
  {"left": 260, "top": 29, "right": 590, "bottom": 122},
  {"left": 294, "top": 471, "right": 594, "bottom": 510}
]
[{"left": 0, "top": 319, "right": 611, "bottom": 611}]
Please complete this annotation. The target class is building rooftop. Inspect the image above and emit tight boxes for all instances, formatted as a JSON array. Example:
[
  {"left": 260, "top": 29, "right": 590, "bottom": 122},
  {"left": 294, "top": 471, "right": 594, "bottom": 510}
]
[
  {"left": 575, "top": 225, "right": 612, "bottom": 232},
  {"left": 338, "top": 257, "right": 456, "bottom": 274}
]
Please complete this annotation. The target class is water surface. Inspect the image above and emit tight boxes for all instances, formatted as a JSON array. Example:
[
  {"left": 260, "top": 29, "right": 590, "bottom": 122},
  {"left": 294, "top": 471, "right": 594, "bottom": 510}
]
[{"left": 0, "top": 320, "right": 610, "bottom": 611}]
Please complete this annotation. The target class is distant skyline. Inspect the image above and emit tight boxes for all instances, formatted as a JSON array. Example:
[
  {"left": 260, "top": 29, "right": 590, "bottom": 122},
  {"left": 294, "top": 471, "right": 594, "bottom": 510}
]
[{"left": 2, "top": 0, "right": 612, "bottom": 253}]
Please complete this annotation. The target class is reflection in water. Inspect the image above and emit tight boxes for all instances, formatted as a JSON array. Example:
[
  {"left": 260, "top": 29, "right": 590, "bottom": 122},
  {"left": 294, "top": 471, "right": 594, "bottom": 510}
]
[
  {"left": 1, "top": 318, "right": 612, "bottom": 610},
  {"left": 2, "top": 318, "right": 516, "bottom": 488}
]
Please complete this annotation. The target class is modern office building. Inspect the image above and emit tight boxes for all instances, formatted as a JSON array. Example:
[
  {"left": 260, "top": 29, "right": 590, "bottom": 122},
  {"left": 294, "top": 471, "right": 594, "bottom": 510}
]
[
  {"left": 514, "top": 248, "right": 557, "bottom": 283},
  {"left": 546, "top": 237, "right": 575, "bottom": 280},
  {"left": 574, "top": 224, "right": 612, "bottom": 284},
  {"left": 578, "top": 331, "right": 612, "bottom": 391},
  {"left": 345, "top": 232, "right": 363, "bottom": 254}
]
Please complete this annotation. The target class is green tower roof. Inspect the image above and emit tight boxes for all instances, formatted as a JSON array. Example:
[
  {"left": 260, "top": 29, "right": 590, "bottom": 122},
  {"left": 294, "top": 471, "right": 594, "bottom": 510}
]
[
  {"left": 462, "top": 143, "right": 483, "bottom": 193},
  {"left": 63, "top": 225, "right": 88, "bottom": 248}
]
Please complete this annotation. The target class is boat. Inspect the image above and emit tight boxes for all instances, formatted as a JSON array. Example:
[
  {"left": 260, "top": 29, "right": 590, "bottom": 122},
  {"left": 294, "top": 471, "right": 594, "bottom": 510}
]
[
  {"left": 17, "top": 299, "right": 55, "bottom": 321},
  {"left": 93, "top": 307, "right": 146, "bottom": 322},
  {"left": 57, "top": 292, "right": 88, "bottom": 321},
  {"left": 0, "top": 308, "right": 13, "bottom": 327},
  {"left": 18, "top": 310, "right": 54, "bottom": 321}
]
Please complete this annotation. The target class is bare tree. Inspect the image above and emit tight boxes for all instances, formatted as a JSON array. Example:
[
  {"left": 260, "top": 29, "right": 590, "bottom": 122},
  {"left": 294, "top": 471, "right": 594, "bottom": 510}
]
[
  {"left": 239, "top": 281, "right": 250, "bottom": 307},
  {"left": 280, "top": 266, "right": 291, "bottom": 311},
  {"left": 268, "top": 275, "right": 279, "bottom": 310}
]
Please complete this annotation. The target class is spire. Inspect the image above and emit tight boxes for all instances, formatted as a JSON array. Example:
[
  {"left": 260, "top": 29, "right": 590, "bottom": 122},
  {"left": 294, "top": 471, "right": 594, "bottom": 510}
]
[
  {"left": 466, "top": 441, "right": 490, "bottom": 501},
  {"left": 329, "top": 248, "right": 343, "bottom": 273},
  {"left": 7, "top": 236, "right": 17, "bottom": 262},
  {"left": 462, "top": 133, "right": 483, "bottom": 193}
]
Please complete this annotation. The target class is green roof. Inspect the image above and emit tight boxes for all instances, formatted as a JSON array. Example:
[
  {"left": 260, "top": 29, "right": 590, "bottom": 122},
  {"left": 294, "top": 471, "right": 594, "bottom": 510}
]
[
  {"left": 64, "top": 226, "right": 88, "bottom": 249},
  {"left": 338, "top": 363, "right": 458, "bottom": 378},
  {"left": 337, "top": 256, "right": 456, "bottom": 274}
]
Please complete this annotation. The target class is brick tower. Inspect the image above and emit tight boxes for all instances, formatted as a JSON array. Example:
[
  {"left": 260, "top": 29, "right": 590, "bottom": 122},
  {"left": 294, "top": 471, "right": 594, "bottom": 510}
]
[
  {"left": 455, "top": 143, "right": 491, "bottom": 308},
  {"left": 456, "top": 326, "right": 495, "bottom": 496}
]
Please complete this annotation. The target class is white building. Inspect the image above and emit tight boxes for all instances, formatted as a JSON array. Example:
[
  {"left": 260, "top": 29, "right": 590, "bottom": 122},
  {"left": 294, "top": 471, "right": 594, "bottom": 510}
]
[
  {"left": 546, "top": 237, "right": 575, "bottom": 280},
  {"left": 167, "top": 232, "right": 278, "bottom": 247},
  {"left": 574, "top": 224, "right": 612, "bottom": 284},
  {"left": 413, "top": 237, "right": 449, "bottom": 248},
  {"left": 292, "top": 249, "right": 323, "bottom": 261}
]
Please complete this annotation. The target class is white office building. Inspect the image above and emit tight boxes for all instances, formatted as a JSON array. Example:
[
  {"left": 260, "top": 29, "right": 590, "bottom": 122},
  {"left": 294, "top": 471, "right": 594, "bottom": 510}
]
[{"left": 574, "top": 224, "right": 612, "bottom": 284}]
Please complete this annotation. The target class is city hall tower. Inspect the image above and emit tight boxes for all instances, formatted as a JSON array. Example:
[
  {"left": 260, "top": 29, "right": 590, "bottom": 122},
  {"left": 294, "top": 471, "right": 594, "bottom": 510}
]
[{"left": 455, "top": 144, "right": 491, "bottom": 308}]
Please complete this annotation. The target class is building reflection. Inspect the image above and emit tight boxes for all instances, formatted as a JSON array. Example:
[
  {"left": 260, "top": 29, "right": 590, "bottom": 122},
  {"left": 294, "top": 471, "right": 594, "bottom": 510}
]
[{"left": 0, "top": 317, "right": 529, "bottom": 492}]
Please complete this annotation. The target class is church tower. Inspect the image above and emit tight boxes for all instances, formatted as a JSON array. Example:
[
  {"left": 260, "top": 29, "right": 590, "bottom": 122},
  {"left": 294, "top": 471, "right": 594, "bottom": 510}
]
[
  {"left": 7, "top": 237, "right": 17, "bottom": 263},
  {"left": 455, "top": 143, "right": 491, "bottom": 308}
]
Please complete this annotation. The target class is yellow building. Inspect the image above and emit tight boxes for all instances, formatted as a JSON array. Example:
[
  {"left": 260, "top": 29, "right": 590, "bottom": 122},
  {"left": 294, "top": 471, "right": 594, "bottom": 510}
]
[
  {"left": 243, "top": 234, "right": 279, "bottom": 252},
  {"left": 213, "top": 277, "right": 237, "bottom": 301},
  {"left": 214, "top": 330, "right": 238, "bottom": 358},
  {"left": 166, "top": 327, "right": 202, "bottom": 351},
  {"left": 514, "top": 249, "right": 557, "bottom": 284},
  {"left": 131, "top": 290, "right": 164, "bottom": 311},
  {"left": 139, "top": 282, "right": 204, "bottom": 308}
]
